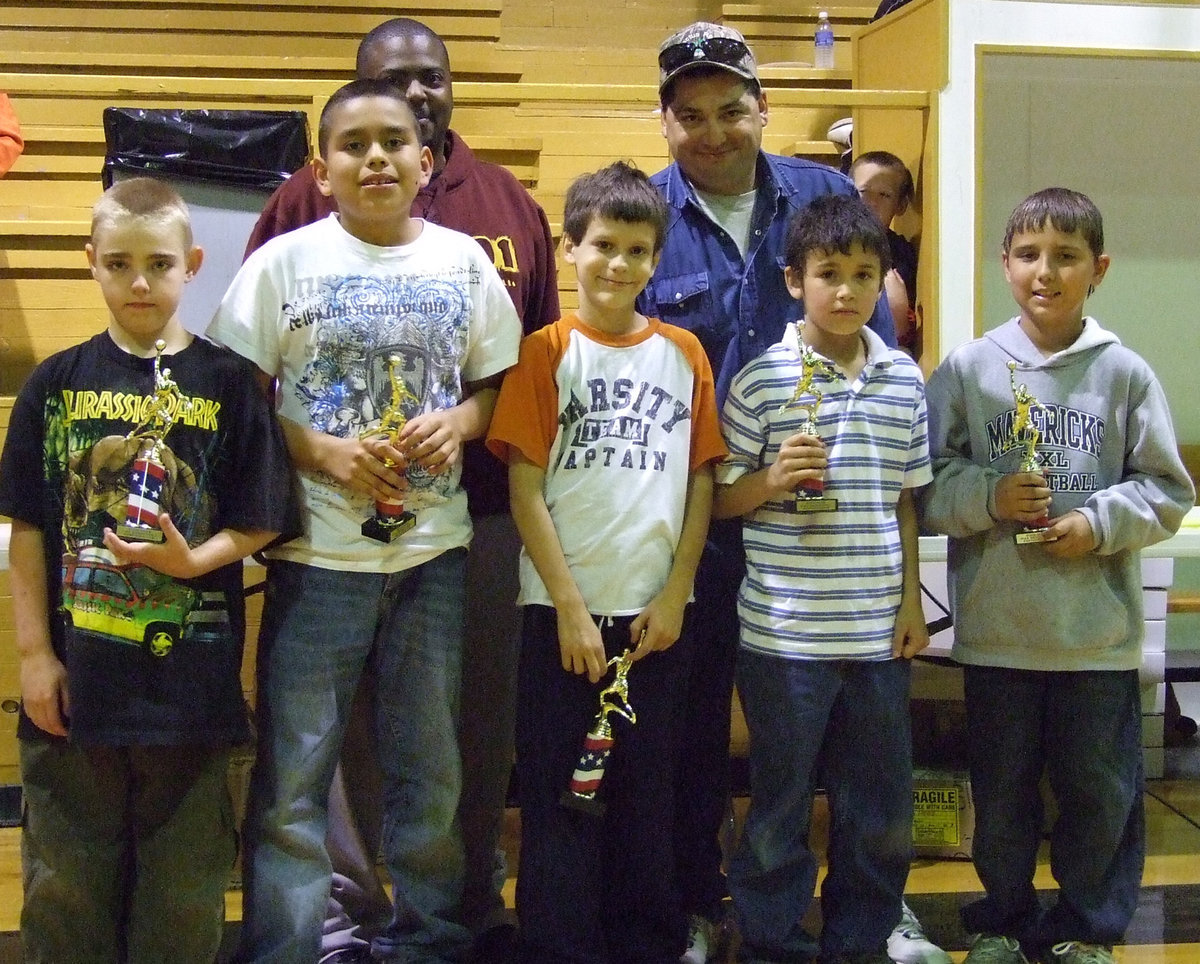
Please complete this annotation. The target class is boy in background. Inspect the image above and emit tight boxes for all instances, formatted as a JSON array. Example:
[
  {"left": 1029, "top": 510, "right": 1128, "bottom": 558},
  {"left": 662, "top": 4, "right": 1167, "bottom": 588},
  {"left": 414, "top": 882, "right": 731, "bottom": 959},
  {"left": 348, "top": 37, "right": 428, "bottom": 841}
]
[
  {"left": 716, "top": 194, "right": 931, "bottom": 964},
  {"left": 851, "top": 151, "right": 918, "bottom": 355},
  {"left": 0, "top": 177, "right": 293, "bottom": 962},
  {"left": 208, "top": 78, "right": 520, "bottom": 962},
  {"left": 487, "top": 161, "right": 725, "bottom": 964},
  {"left": 921, "top": 187, "right": 1194, "bottom": 964}
]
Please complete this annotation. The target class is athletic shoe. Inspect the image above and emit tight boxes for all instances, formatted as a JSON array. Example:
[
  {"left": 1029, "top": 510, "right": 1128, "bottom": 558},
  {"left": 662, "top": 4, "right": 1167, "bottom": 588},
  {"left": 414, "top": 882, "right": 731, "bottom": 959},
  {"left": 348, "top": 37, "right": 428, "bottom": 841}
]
[
  {"left": 887, "top": 901, "right": 952, "bottom": 964},
  {"left": 963, "top": 935, "right": 1030, "bottom": 964},
  {"left": 1045, "top": 942, "right": 1116, "bottom": 964},
  {"left": 317, "top": 949, "right": 372, "bottom": 964},
  {"left": 681, "top": 914, "right": 714, "bottom": 964}
]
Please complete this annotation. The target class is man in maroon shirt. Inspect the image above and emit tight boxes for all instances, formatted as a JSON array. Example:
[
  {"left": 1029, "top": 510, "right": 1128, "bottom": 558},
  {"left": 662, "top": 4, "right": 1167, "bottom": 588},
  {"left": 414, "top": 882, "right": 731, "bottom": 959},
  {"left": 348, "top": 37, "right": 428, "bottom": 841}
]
[{"left": 244, "top": 18, "right": 558, "bottom": 963}]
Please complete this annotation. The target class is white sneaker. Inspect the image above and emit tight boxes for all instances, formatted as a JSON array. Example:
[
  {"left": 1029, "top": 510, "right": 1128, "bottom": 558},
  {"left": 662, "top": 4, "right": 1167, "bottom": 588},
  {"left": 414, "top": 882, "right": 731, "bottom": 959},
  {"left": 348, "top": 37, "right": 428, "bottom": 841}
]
[
  {"left": 681, "top": 914, "right": 714, "bottom": 964},
  {"left": 888, "top": 901, "right": 952, "bottom": 964}
]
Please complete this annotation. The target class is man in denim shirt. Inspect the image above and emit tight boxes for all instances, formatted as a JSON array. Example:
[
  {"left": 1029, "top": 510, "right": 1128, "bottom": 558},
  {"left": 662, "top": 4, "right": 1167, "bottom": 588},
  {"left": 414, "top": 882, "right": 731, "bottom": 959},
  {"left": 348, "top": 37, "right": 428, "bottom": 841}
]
[{"left": 637, "top": 22, "right": 910, "bottom": 964}]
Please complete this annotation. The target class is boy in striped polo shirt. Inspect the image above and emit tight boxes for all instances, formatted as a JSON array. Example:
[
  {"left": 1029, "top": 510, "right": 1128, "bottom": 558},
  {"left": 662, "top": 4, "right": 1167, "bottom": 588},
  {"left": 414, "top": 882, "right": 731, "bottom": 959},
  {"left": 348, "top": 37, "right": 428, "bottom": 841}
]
[{"left": 715, "top": 194, "right": 932, "bottom": 964}]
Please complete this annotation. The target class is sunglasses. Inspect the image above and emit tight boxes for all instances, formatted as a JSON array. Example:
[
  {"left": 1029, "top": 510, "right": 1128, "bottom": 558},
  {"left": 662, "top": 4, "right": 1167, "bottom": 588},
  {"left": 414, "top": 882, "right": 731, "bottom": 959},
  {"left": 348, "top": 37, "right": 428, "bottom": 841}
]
[{"left": 658, "top": 36, "right": 751, "bottom": 77}]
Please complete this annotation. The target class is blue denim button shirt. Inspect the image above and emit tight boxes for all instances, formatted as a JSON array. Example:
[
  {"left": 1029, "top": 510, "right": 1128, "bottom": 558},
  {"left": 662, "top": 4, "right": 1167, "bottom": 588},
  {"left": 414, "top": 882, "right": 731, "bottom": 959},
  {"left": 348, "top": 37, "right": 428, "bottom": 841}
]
[{"left": 637, "top": 151, "right": 897, "bottom": 403}]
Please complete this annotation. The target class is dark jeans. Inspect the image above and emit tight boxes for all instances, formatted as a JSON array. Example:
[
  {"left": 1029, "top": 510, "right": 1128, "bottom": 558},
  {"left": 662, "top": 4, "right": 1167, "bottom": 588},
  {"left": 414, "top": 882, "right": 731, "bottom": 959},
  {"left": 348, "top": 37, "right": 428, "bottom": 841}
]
[
  {"left": 20, "top": 739, "right": 235, "bottom": 964},
  {"left": 515, "top": 605, "right": 688, "bottom": 964},
  {"left": 960, "top": 665, "right": 1145, "bottom": 956},
  {"left": 673, "top": 525, "right": 744, "bottom": 921},
  {"left": 729, "top": 652, "right": 912, "bottom": 962}
]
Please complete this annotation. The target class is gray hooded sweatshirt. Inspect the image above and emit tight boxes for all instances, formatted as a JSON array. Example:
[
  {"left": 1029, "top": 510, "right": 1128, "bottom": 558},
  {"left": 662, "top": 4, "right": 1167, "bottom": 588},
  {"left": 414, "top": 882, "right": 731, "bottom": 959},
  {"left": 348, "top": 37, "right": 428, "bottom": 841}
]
[{"left": 921, "top": 317, "right": 1194, "bottom": 672}]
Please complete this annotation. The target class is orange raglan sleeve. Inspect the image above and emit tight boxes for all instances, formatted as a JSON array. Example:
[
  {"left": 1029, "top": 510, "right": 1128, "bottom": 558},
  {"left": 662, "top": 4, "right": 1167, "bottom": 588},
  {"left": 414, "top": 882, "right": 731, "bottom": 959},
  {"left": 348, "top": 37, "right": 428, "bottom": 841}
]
[
  {"left": 486, "top": 318, "right": 568, "bottom": 469},
  {"left": 660, "top": 323, "right": 727, "bottom": 471},
  {"left": 0, "top": 94, "right": 25, "bottom": 177}
]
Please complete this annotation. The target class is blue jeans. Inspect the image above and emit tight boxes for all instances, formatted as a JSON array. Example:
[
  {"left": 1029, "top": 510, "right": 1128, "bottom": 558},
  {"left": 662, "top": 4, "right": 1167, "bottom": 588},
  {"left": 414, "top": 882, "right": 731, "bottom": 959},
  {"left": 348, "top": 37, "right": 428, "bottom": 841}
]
[
  {"left": 237, "top": 553, "right": 470, "bottom": 964},
  {"left": 961, "top": 666, "right": 1144, "bottom": 955},
  {"left": 729, "top": 652, "right": 913, "bottom": 962}
]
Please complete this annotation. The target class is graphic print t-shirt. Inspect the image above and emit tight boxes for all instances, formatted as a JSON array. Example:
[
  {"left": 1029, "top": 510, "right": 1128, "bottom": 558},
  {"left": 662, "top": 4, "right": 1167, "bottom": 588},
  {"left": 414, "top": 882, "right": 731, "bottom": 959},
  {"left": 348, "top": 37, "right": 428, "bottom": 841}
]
[
  {"left": 209, "top": 215, "right": 521, "bottom": 572},
  {"left": 487, "top": 314, "right": 726, "bottom": 615},
  {"left": 0, "top": 334, "right": 294, "bottom": 745}
]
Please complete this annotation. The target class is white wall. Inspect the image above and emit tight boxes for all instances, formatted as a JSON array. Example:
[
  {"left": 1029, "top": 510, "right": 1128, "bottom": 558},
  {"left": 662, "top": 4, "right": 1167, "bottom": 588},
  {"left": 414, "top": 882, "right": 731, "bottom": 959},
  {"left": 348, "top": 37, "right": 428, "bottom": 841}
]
[{"left": 937, "top": 2, "right": 1200, "bottom": 437}]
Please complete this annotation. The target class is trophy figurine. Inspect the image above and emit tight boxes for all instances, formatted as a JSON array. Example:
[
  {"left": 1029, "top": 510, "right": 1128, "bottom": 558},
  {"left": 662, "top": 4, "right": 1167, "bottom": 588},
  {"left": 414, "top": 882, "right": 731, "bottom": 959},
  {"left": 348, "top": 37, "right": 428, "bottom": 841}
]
[
  {"left": 561, "top": 648, "right": 636, "bottom": 817},
  {"left": 779, "top": 339, "right": 840, "bottom": 512},
  {"left": 361, "top": 355, "right": 419, "bottom": 543},
  {"left": 1008, "top": 361, "right": 1055, "bottom": 544},
  {"left": 117, "top": 339, "right": 181, "bottom": 543}
]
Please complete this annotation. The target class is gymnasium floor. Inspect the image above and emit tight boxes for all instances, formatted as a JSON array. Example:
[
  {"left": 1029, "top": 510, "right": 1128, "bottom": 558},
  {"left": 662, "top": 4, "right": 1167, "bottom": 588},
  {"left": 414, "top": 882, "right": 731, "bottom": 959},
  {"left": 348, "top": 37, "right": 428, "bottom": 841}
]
[{"left": 1, "top": 684, "right": 1198, "bottom": 963}]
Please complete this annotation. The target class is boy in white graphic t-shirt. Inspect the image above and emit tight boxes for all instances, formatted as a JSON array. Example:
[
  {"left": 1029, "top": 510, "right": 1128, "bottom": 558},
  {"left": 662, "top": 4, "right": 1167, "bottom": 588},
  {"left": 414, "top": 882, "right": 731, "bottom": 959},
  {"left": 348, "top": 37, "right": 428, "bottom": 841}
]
[
  {"left": 487, "top": 161, "right": 726, "bottom": 964},
  {"left": 208, "top": 78, "right": 520, "bottom": 963}
]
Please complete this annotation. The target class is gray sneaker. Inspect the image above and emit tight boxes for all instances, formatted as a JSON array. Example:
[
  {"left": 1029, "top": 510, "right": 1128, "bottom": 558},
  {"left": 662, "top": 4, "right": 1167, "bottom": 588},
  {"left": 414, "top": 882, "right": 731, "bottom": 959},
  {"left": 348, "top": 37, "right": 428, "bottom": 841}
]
[
  {"left": 681, "top": 914, "right": 714, "bottom": 964},
  {"left": 887, "top": 901, "right": 952, "bottom": 964},
  {"left": 1045, "top": 942, "right": 1115, "bottom": 964},
  {"left": 963, "top": 935, "right": 1030, "bottom": 964}
]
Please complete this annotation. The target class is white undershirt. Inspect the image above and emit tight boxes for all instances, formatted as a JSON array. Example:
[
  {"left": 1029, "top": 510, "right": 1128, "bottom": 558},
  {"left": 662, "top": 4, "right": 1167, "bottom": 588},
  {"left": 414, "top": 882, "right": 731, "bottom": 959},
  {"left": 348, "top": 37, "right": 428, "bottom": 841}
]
[{"left": 693, "top": 186, "right": 757, "bottom": 259}]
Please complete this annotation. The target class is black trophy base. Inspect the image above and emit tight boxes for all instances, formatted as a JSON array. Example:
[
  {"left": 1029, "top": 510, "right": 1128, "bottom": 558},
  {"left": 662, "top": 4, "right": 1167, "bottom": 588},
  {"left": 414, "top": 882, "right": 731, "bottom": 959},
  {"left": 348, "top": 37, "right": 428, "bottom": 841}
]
[
  {"left": 1014, "top": 527, "right": 1058, "bottom": 545},
  {"left": 362, "top": 512, "right": 415, "bottom": 544},
  {"left": 115, "top": 523, "right": 165, "bottom": 544},
  {"left": 794, "top": 494, "right": 838, "bottom": 513},
  {"left": 560, "top": 789, "right": 606, "bottom": 817}
]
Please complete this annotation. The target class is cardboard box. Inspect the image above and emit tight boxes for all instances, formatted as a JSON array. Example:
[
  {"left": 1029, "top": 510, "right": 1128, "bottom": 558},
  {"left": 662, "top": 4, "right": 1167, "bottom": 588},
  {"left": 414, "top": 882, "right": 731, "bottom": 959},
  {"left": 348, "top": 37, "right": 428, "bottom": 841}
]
[{"left": 912, "top": 768, "right": 974, "bottom": 859}]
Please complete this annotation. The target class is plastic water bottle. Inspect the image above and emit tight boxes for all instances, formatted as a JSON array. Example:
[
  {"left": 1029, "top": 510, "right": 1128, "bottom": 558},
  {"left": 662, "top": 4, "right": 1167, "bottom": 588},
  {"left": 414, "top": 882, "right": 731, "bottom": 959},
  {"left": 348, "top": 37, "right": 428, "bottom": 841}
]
[{"left": 814, "top": 10, "right": 835, "bottom": 69}]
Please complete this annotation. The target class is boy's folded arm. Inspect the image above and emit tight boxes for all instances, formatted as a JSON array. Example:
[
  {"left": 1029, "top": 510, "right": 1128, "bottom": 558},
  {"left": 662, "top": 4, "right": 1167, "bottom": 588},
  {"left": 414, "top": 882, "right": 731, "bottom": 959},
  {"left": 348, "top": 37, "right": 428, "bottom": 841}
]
[
  {"left": 400, "top": 376, "right": 503, "bottom": 476},
  {"left": 920, "top": 457, "right": 1003, "bottom": 537},
  {"left": 1077, "top": 375, "right": 1195, "bottom": 553},
  {"left": 712, "top": 461, "right": 783, "bottom": 519},
  {"left": 277, "top": 414, "right": 405, "bottom": 502},
  {"left": 1079, "top": 467, "right": 1195, "bottom": 555},
  {"left": 103, "top": 518, "right": 279, "bottom": 579}
]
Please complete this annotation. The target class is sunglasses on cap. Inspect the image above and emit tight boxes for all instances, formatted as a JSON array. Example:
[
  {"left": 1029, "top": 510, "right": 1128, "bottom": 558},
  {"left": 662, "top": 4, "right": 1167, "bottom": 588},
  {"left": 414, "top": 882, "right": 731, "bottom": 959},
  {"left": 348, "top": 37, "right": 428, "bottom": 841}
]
[{"left": 658, "top": 36, "right": 753, "bottom": 77}]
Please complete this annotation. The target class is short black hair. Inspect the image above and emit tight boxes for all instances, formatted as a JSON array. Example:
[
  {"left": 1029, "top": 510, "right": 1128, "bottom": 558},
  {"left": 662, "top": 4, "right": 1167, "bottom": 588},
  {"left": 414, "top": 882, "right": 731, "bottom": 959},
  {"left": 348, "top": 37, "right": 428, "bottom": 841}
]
[
  {"left": 1003, "top": 187, "right": 1104, "bottom": 258},
  {"left": 356, "top": 17, "right": 450, "bottom": 77},
  {"left": 317, "top": 78, "right": 418, "bottom": 157},
  {"left": 784, "top": 193, "right": 891, "bottom": 275},
  {"left": 563, "top": 161, "right": 669, "bottom": 253},
  {"left": 850, "top": 150, "right": 914, "bottom": 204}
]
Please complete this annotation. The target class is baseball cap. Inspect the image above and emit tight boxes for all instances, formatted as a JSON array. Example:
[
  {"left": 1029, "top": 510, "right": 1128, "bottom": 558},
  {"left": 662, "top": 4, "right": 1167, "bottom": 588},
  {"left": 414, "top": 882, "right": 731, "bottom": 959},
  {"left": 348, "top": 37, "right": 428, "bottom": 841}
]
[{"left": 658, "top": 22, "right": 759, "bottom": 99}]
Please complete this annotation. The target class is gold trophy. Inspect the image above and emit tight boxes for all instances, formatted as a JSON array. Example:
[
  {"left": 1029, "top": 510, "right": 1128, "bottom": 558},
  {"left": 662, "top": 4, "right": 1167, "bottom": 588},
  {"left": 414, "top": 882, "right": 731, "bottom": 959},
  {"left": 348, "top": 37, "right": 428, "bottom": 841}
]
[
  {"left": 361, "top": 355, "right": 418, "bottom": 543},
  {"left": 117, "top": 339, "right": 181, "bottom": 543},
  {"left": 779, "top": 338, "right": 840, "bottom": 512},
  {"left": 1008, "top": 361, "right": 1055, "bottom": 544},
  {"left": 561, "top": 649, "right": 636, "bottom": 817}
]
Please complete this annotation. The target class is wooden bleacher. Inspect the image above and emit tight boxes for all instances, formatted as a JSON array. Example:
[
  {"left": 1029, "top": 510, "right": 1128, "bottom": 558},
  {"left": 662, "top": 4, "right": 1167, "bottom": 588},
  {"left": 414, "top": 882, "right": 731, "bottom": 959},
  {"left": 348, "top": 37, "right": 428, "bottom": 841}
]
[{"left": 721, "top": 3, "right": 879, "bottom": 68}]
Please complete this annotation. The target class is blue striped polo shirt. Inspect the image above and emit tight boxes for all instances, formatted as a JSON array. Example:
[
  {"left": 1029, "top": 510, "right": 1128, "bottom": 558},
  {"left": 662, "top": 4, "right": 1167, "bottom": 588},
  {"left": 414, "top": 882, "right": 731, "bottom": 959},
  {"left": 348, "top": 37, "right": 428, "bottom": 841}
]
[{"left": 718, "top": 323, "right": 932, "bottom": 659}]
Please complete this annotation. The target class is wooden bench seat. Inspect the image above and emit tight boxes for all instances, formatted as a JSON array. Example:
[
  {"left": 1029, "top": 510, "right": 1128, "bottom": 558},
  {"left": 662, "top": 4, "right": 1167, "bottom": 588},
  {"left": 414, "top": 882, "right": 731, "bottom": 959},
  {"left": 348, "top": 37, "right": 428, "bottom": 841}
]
[
  {"left": 2, "top": 48, "right": 526, "bottom": 84},
  {"left": 1, "top": 0, "right": 503, "bottom": 61}
]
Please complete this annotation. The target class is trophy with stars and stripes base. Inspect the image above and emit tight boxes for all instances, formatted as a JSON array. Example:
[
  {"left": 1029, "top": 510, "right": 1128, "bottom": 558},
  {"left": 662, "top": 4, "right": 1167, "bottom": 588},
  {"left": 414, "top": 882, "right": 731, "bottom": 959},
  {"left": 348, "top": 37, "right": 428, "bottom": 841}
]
[
  {"left": 117, "top": 339, "right": 180, "bottom": 544},
  {"left": 561, "top": 649, "right": 636, "bottom": 817}
]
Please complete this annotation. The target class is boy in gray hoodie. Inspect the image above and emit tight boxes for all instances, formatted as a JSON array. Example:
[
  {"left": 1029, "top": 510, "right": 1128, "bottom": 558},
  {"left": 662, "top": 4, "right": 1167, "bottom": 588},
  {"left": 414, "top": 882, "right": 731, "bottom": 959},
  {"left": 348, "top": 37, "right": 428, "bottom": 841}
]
[{"left": 922, "top": 187, "right": 1194, "bottom": 964}]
